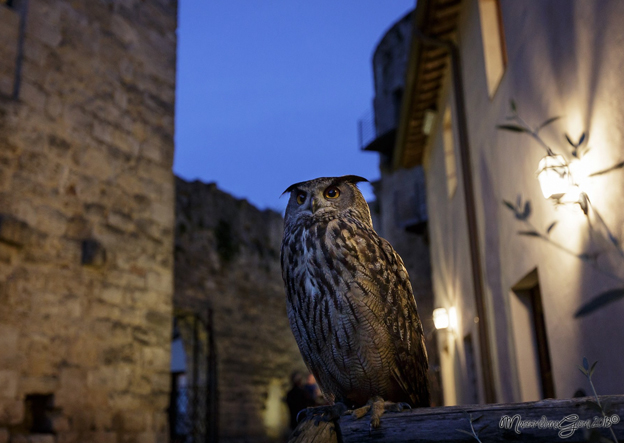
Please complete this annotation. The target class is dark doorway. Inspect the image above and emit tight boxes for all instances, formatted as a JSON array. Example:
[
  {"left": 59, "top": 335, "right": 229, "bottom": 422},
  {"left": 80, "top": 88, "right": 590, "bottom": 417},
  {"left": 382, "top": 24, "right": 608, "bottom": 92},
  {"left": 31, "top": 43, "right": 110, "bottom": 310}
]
[{"left": 511, "top": 269, "right": 556, "bottom": 400}]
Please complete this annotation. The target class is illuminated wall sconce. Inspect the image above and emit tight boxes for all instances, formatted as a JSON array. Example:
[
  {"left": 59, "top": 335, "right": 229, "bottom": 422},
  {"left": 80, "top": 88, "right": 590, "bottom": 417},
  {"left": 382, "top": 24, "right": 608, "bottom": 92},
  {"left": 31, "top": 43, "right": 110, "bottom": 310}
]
[
  {"left": 433, "top": 307, "right": 449, "bottom": 329},
  {"left": 537, "top": 155, "right": 572, "bottom": 199},
  {"left": 433, "top": 307, "right": 459, "bottom": 331}
]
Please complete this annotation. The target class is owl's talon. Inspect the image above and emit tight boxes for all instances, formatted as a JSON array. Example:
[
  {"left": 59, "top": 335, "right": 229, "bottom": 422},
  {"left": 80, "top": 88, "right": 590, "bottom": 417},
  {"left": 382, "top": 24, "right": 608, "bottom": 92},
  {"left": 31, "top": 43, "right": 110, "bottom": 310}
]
[
  {"left": 350, "top": 397, "right": 411, "bottom": 429},
  {"left": 370, "top": 416, "right": 381, "bottom": 429},
  {"left": 296, "top": 408, "right": 308, "bottom": 423},
  {"left": 296, "top": 403, "right": 347, "bottom": 425},
  {"left": 350, "top": 404, "right": 371, "bottom": 419}
]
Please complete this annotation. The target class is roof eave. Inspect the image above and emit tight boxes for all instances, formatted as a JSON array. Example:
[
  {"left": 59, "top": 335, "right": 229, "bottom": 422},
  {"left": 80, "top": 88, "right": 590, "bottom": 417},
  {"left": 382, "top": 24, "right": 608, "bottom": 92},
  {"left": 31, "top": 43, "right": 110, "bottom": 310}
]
[{"left": 393, "top": 0, "right": 463, "bottom": 170}]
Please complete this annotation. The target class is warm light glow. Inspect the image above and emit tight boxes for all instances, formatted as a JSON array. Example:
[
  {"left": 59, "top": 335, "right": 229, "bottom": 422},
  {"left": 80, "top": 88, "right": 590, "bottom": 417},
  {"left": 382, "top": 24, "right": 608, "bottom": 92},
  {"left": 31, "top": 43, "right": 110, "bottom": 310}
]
[
  {"left": 537, "top": 155, "right": 572, "bottom": 199},
  {"left": 568, "top": 159, "right": 582, "bottom": 179},
  {"left": 433, "top": 308, "right": 450, "bottom": 330},
  {"left": 568, "top": 159, "right": 591, "bottom": 186},
  {"left": 449, "top": 306, "right": 459, "bottom": 331},
  {"left": 561, "top": 184, "right": 582, "bottom": 204},
  {"left": 263, "top": 378, "right": 288, "bottom": 438},
  {"left": 449, "top": 306, "right": 458, "bottom": 331},
  {"left": 434, "top": 307, "right": 459, "bottom": 331}
]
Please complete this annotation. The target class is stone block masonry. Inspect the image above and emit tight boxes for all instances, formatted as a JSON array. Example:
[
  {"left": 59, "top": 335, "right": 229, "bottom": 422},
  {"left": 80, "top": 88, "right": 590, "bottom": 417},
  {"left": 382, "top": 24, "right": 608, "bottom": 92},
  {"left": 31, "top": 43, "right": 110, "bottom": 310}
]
[
  {"left": 175, "top": 178, "right": 308, "bottom": 443},
  {"left": 0, "top": 5, "right": 19, "bottom": 97},
  {"left": 0, "top": 0, "right": 177, "bottom": 442}
]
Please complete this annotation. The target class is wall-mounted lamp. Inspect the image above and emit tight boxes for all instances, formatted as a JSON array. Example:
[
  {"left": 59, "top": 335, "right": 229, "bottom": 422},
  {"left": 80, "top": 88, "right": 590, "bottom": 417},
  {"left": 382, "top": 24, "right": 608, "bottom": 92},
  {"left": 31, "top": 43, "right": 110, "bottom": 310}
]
[
  {"left": 433, "top": 307, "right": 449, "bottom": 329},
  {"left": 537, "top": 155, "right": 572, "bottom": 199},
  {"left": 433, "top": 307, "right": 458, "bottom": 331}
]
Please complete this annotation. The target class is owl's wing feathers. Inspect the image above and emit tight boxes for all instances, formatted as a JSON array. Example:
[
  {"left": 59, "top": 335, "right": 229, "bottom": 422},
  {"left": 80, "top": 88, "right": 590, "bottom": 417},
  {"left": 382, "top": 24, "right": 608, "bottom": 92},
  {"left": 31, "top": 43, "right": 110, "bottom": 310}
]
[{"left": 333, "top": 218, "right": 430, "bottom": 407}]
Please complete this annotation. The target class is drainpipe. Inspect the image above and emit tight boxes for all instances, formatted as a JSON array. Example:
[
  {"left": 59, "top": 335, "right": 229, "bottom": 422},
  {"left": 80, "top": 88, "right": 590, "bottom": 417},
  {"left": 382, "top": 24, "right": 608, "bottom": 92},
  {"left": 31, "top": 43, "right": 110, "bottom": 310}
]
[{"left": 413, "top": 28, "right": 496, "bottom": 404}]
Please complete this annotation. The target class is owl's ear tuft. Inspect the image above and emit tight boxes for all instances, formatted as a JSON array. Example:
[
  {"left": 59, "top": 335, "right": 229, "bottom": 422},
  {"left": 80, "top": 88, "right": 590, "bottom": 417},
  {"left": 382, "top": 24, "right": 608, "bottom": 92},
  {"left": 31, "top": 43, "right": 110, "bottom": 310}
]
[
  {"left": 281, "top": 182, "right": 301, "bottom": 197},
  {"left": 340, "top": 175, "right": 369, "bottom": 185}
]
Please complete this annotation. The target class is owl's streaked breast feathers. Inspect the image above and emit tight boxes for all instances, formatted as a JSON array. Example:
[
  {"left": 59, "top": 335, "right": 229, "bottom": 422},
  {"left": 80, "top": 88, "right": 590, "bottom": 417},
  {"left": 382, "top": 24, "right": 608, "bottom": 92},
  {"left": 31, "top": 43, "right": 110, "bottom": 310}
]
[{"left": 281, "top": 175, "right": 429, "bottom": 408}]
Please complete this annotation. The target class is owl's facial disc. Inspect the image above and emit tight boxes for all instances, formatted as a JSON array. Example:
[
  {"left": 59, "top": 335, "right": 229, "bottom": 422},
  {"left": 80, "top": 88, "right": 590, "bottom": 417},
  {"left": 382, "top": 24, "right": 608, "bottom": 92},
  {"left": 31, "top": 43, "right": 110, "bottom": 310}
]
[
  {"left": 283, "top": 176, "right": 373, "bottom": 228},
  {"left": 309, "top": 185, "right": 340, "bottom": 213}
]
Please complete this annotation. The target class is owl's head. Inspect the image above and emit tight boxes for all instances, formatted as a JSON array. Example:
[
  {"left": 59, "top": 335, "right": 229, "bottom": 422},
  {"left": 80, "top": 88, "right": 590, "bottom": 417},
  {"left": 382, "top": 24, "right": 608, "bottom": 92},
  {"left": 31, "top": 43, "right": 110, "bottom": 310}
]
[{"left": 282, "top": 175, "right": 372, "bottom": 227}]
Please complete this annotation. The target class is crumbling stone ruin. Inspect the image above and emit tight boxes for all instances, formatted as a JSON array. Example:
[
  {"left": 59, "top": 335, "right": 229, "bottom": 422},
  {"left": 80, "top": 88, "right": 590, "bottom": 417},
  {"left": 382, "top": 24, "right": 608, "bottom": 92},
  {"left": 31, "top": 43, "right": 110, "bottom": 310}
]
[{"left": 175, "top": 178, "right": 307, "bottom": 443}]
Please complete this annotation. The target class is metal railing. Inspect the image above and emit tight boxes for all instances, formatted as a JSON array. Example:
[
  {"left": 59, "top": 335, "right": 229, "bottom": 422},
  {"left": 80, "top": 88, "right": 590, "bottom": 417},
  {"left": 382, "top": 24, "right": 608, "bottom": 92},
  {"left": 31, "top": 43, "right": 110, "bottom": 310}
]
[
  {"left": 357, "top": 108, "right": 376, "bottom": 150},
  {"left": 169, "top": 310, "right": 217, "bottom": 443},
  {"left": 170, "top": 384, "right": 209, "bottom": 443}
]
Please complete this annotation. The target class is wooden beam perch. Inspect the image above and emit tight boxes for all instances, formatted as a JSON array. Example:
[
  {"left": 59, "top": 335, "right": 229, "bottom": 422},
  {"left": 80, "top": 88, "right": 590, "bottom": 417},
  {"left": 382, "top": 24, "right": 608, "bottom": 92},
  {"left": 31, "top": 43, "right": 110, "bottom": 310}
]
[{"left": 289, "top": 395, "right": 624, "bottom": 443}]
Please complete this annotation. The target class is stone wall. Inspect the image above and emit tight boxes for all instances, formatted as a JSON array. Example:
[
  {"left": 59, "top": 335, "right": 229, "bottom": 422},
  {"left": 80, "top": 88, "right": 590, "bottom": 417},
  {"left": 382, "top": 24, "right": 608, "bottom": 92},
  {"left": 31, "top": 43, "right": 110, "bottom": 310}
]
[
  {"left": 0, "top": 4, "right": 19, "bottom": 97},
  {"left": 175, "top": 178, "right": 307, "bottom": 443},
  {"left": 0, "top": 1, "right": 177, "bottom": 442}
]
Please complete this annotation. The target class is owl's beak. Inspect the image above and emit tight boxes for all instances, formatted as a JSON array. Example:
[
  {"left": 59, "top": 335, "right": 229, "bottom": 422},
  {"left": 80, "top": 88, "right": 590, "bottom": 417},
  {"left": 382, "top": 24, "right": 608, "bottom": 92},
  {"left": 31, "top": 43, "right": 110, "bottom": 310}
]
[{"left": 311, "top": 198, "right": 320, "bottom": 213}]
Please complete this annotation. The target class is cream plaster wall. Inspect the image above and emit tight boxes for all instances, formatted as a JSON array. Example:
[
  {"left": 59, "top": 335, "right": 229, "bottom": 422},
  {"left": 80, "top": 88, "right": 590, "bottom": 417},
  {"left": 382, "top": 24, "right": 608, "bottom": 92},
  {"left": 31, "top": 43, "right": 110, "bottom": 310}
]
[{"left": 424, "top": 0, "right": 624, "bottom": 405}]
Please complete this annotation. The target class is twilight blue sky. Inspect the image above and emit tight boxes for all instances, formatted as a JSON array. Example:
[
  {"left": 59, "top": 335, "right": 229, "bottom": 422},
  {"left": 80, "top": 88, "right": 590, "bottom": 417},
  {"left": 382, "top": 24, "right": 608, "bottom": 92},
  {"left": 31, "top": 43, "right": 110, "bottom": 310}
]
[{"left": 173, "top": 1, "right": 415, "bottom": 212}]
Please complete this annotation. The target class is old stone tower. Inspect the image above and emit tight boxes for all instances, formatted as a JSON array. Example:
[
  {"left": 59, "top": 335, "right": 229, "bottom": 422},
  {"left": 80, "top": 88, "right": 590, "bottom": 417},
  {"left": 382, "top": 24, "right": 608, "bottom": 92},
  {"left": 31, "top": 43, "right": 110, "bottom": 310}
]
[{"left": 0, "top": 0, "right": 177, "bottom": 442}]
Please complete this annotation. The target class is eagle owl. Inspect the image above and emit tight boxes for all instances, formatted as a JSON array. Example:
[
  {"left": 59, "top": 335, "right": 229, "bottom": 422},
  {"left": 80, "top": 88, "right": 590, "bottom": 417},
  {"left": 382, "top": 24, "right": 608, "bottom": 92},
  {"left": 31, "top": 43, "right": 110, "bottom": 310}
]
[{"left": 280, "top": 175, "right": 429, "bottom": 425}]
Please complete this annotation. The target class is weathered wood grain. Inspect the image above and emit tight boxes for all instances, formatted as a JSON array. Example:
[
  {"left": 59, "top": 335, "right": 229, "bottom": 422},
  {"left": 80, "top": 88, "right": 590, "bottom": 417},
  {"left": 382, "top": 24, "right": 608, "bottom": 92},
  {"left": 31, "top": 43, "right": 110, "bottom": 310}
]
[
  {"left": 289, "top": 420, "right": 340, "bottom": 443},
  {"left": 289, "top": 395, "right": 624, "bottom": 443}
]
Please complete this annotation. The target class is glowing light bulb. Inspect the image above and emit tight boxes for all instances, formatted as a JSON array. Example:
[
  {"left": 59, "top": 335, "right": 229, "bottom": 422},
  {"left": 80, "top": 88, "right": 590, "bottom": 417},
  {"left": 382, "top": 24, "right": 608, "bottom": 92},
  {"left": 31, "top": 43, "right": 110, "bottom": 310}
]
[
  {"left": 537, "top": 155, "right": 572, "bottom": 199},
  {"left": 433, "top": 308, "right": 449, "bottom": 330}
]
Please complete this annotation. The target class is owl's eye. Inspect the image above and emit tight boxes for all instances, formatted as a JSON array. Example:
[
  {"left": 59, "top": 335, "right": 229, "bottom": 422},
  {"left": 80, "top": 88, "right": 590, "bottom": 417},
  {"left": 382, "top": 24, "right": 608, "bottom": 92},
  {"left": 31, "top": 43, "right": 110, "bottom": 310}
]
[
  {"left": 296, "top": 193, "right": 307, "bottom": 205},
  {"left": 324, "top": 186, "right": 340, "bottom": 199}
]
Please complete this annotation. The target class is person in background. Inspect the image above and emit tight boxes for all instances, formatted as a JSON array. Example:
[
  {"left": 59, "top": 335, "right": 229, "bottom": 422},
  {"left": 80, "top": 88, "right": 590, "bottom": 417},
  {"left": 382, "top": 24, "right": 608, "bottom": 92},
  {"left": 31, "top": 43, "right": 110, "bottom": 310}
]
[
  {"left": 285, "top": 371, "right": 315, "bottom": 430},
  {"left": 304, "top": 374, "right": 324, "bottom": 405}
]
